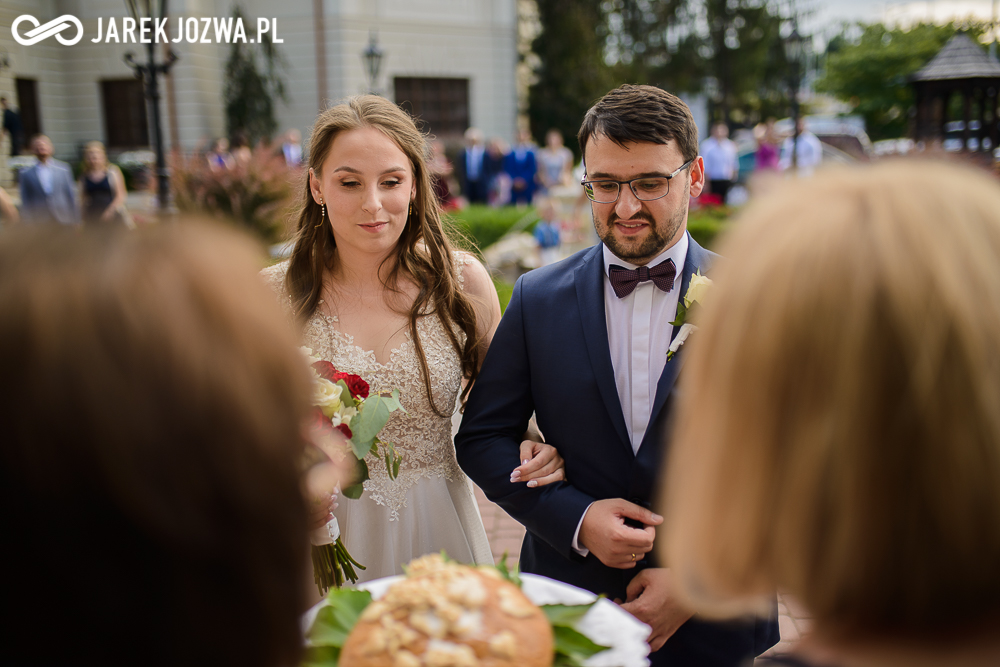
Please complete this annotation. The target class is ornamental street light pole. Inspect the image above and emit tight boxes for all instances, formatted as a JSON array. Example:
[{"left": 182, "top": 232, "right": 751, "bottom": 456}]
[
  {"left": 361, "top": 31, "right": 384, "bottom": 94},
  {"left": 784, "top": 27, "right": 805, "bottom": 172},
  {"left": 123, "top": 0, "right": 177, "bottom": 214}
]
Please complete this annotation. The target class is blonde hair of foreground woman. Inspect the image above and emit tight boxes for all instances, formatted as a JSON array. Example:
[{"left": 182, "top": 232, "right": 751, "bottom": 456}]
[
  {"left": 661, "top": 161, "right": 1000, "bottom": 645},
  {"left": 0, "top": 224, "right": 314, "bottom": 667}
]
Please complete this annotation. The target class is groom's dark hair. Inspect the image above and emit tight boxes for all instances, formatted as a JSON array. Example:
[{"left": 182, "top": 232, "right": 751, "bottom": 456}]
[{"left": 578, "top": 84, "right": 700, "bottom": 164}]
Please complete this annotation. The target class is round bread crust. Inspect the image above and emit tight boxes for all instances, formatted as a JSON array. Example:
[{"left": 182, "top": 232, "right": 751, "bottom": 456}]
[{"left": 341, "top": 567, "right": 553, "bottom": 667}]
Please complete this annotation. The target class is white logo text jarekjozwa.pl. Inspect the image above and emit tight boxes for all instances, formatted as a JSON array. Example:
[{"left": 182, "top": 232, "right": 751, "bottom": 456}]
[
  {"left": 12, "top": 15, "right": 85, "bottom": 46},
  {"left": 91, "top": 16, "right": 282, "bottom": 44},
  {"left": 10, "top": 14, "right": 283, "bottom": 47}
]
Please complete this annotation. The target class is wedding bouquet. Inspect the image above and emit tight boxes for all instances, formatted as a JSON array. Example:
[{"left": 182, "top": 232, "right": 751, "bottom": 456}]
[{"left": 303, "top": 348, "right": 406, "bottom": 591}]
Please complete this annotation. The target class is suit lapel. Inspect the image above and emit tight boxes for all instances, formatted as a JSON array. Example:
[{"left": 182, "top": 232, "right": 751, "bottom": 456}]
[
  {"left": 646, "top": 234, "right": 714, "bottom": 433},
  {"left": 574, "top": 245, "right": 633, "bottom": 456}
]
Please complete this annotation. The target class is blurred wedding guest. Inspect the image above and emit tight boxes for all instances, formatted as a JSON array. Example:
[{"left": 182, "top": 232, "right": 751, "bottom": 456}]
[
  {"left": 779, "top": 118, "right": 823, "bottom": 176},
  {"left": 537, "top": 128, "right": 574, "bottom": 192},
  {"left": 456, "top": 127, "right": 488, "bottom": 204},
  {"left": 754, "top": 118, "right": 781, "bottom": 172},
  {"left": 700, "top": 122, "right": 739, "bottom": 204},
  {"left": 2, "top": 96, "right": 24, "bottom": 156},
  {"left": 532, "top": 197, "right": 562, "bottom": 266},
  {"left": 484, "top": 137, "right": 510, "bottom": 206},
  {"left": 0, "top": 224, "right": 316, "bottom": 667},
  {"left": 18, "top": 134, "right": 80, "bottom": 225},
  {"left": 0, "top": 186, "right": 18, "bottom": 223},
  {"left": 230, "top": 131, "right": 253, "bottom": 166},
  {"left": 281, "top": 128, "right": 304, "bottom": 167},
  {"left": 429, "top": 139, "right": 459, "bottom": 210},
  {"left": 505, "top": 128, "right": 538, "bottom": 206},
  {"left": 206, "top": 136, "right": 233, "bottom": 171},
  {"left": 662, "top": 160, "right": 1000, "bottom": 667},
  {"left": 79, "top": 141, "right": 131, "bottom": 228}
]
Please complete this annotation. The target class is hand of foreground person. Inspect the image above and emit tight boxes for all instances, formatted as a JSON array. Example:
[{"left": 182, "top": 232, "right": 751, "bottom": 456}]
[
  {"left": 579, "top": 498, "right": 662, "bottom": 568},
  {"left": 618, "top": 568, "right": 693, "bottom": 651},
  {"left": 510, "top": 439, "right": 566, "bottom": 487}
]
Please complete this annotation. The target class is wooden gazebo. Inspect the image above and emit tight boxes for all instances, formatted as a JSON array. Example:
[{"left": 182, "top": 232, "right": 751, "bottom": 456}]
[{"left": 912, "top": 33, "right": 1000, "bottom": 152}]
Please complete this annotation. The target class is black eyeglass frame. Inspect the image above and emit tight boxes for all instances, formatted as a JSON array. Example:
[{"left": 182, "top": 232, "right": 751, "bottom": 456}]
[{"left": 581, "top": 157, "right": 696, "bottom": 204}]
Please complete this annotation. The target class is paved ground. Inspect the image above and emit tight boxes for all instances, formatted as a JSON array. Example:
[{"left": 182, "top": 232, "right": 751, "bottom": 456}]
[{"left": 473, "top": 485, "right": 810, "bottom": 658}]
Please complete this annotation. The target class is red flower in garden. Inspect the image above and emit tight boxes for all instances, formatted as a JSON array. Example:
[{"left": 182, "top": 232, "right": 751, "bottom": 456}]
[{"left": 335, "top": 423, "right": 353, "bottom": 439}]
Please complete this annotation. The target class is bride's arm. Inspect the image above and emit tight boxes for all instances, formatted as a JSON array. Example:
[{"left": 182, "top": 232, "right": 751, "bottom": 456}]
[{"left": 458, "top": 254, "right": 565, "bottom": 487}]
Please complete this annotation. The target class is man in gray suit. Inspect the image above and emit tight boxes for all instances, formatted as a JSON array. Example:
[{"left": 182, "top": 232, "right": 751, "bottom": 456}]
[{"left": 19, "top": 135, "right": 80, "bottom": 225}]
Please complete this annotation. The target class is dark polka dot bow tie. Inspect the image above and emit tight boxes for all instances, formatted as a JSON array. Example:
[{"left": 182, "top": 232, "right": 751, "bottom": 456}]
[{"left": 608, "top": 259, "right": 677, "bottom": 298}]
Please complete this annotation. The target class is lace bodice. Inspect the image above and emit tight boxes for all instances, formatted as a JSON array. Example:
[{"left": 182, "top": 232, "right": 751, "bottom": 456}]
[{"left": 261, "top": 257, "right": 472, "bottom": 520}]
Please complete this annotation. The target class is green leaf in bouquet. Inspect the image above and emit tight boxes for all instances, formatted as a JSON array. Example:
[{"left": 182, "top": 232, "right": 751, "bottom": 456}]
[
  {"left": 309, "top": 588, "right": 372, "bottom": 647},
  {"left": 382, "top": 388, "right": 407, "bottom": 413},
  {"left": 341, "top": 459, "right": 368, "bottom": 499},
  {"left": 542, "top": 601, "right": 597, "bottom": 627},
  {"left": 552, "top": 624, "right": 610, "bottom": 667},
  {"left": 349, "top": 395, "right": 392, "bottom": 457},
  {"left": 300, "top": 645, "right": 341, "bottom": 667},
  {"left": 335, "top": 379, "right": 356, "bottom": 409}
]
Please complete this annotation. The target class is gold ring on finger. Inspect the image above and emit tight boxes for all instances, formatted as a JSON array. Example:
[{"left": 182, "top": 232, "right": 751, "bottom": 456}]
[{"left": 631, "top": 553, "right": 636, "bottom": 562}]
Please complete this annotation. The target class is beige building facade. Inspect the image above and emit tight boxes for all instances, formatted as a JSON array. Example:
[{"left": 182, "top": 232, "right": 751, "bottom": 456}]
[{"left": 0, "top": 0, "right": 518, "bottom": 164}]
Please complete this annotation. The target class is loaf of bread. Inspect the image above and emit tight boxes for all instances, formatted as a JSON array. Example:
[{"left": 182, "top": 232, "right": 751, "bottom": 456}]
[{"left": 340, "top": 555, "right": 554, "bottom": 667}]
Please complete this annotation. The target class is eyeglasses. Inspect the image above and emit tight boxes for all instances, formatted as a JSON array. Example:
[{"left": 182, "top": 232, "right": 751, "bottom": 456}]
[{"left": 581, "top": 158, "right": 695, "bottom": 204}]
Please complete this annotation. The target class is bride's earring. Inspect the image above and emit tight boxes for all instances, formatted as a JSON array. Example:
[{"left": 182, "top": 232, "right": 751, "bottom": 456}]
[{"left": 316, "top": 197, "right": 326, "bottom": 229}]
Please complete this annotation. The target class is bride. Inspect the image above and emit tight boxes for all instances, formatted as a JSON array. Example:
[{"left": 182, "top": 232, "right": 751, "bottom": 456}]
[{"left": 264, "top": 96, "right": 564, "bottom": 582}]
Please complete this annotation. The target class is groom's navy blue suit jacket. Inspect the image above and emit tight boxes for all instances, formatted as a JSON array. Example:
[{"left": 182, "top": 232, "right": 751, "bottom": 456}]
[{"left": 456, "top": 236, "right": 779, "bottom": 667}]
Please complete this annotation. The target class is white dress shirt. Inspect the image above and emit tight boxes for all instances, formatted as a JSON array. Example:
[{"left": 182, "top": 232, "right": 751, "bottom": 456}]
[
  {"left": 36, "top": 161, "right": 54, "bottom": 195},
  {"left": 700, "top": 136, "right": 739, "bottom": 181},
  {"left": 571, "top": 232, "right": 689, "bottom": 554}
]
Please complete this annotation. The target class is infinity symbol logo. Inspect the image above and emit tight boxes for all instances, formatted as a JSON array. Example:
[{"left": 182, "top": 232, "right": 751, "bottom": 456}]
[{"left": 12, "top": 14, "right": 85, "bottom": 46}]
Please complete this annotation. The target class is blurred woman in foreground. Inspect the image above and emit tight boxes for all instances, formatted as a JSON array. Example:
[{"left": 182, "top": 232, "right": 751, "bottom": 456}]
[
  {"left": 662, "top": 161, "right": 1000, "bottom": 667},
  {"left": 0, "top": 225, "right": 317, "bottom": 667}
]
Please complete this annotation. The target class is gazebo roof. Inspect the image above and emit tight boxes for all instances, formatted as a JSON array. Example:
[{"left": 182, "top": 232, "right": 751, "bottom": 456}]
[{"left": 912, "top": 33, "right": 1000, "bottom": 81}]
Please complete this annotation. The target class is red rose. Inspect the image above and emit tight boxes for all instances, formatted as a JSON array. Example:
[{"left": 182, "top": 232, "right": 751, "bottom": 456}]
[
  {"left": 335, "top": 423, "right": 353, "bottom": 439},
  {"left": 344, "top": 374, "right": 370, "bottom": 400},
  {"left": 311, "top": 360, "right": 340, "bottom": 382},
  {"left": 308, "top": 407, "right": 331, "bottom": 433}
]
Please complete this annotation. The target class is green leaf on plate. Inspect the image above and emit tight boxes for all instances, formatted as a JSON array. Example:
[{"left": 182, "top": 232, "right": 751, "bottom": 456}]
[
  {"left": 300, "top": 645, "right": 341, "bottom": 667},
  {"left": 552, "top": 624, "right": 609, "bottom": 667},
  {"left": 494, "top": 552, "right": 522, "bottom": 587},
  {"left": 542, "top": 602, "right": 596, "bottom": 627},
  {"left": 309, "top": 588, "right": 372, "bottom": 648}
]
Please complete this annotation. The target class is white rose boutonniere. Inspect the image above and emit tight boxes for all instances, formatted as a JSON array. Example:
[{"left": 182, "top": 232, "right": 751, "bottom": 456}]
[{"left": 667, "top": 270, "right": 712, "bottom": 361}]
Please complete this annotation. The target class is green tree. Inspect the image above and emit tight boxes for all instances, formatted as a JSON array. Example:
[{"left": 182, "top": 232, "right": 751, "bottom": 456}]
[
  {"left": 527, "top": 0, "right": 616, "bottom": 159},
  {"left": 816, "top": 21, "right": 989, "bottom": 141},
  {"left": 223, "top": 5, "right": 288, "bottom": 145},
  {"left": 598, "top": 0, "right": 790, "bottom": 125}
]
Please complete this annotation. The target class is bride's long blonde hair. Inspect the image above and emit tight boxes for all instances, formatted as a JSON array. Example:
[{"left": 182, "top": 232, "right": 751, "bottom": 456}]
[{"left": 285, "top": 95, "right": 481, "bottom": 414}]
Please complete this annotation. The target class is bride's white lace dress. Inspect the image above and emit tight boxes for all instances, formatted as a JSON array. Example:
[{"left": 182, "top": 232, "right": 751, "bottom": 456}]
[{"left": 262, "top": 258, "right": 493, "bottom": 582}]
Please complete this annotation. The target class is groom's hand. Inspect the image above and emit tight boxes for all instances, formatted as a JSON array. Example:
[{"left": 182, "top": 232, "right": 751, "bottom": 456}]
[
  {"left": 579, "top": 498, "right": 662, "bottom": 568},
  {"left": 619, "top": 568, "right": 693, "bottom": 651}
]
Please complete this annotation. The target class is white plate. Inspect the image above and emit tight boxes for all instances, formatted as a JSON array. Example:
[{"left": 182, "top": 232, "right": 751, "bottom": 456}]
[{"left": 304, "top": 572, "right": 651, "bottom": 667}]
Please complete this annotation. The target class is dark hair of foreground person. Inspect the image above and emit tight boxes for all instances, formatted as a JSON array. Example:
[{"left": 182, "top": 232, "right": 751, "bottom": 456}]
[{"left": 0, "top": 225, "right": 314, "bottom": 666}]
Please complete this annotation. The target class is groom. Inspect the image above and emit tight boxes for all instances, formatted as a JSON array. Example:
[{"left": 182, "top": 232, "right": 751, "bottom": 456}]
[{"left": 456, "top": 85, "right": 778, "bottom": 666}]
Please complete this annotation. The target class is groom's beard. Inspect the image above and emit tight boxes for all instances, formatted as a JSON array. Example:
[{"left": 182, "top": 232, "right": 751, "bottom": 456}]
[{"left": 594, "top": 206, "right": 685, "bottom": 265}]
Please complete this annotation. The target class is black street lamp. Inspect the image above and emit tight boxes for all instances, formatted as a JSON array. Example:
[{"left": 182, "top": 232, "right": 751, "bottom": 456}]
[
  {"left": 361, "top": 31, "right": 384, "bottom": 94},
  {"left": 123, "top": 0, "right": 177, "bottom": 214},
  {"left": 784, "top": 27, "right": 805, "bottom": 171}
]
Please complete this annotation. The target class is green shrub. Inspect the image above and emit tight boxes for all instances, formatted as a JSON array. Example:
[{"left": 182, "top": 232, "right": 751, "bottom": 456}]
[
  {"left": 445, "top": 205, "right": 537, "bottom": 254},
  {"left": 493, "top": 277, "right": 515, "bottom": 313},
  {"left": 687, "top": 205, "right": 732, "bottom": 250}
]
